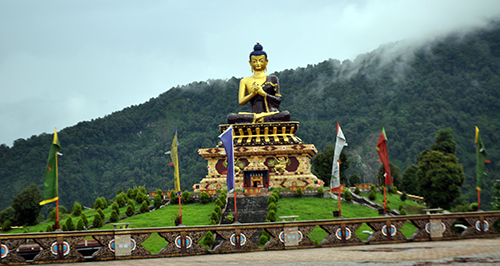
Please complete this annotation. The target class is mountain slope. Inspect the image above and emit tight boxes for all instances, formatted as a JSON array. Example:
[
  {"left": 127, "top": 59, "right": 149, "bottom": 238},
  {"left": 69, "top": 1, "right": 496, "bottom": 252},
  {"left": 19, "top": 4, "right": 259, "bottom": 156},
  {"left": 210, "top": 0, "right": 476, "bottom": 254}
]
[{"left": 1, "top": 21, "right": 500, "bottom": 211}]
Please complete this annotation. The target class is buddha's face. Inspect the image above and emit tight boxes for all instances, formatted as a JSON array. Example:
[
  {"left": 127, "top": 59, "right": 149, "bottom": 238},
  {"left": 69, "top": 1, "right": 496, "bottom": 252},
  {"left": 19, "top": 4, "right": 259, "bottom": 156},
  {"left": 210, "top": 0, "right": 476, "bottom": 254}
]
[{"left": 249, "top": 55, "right": 268, "bottom": 72}]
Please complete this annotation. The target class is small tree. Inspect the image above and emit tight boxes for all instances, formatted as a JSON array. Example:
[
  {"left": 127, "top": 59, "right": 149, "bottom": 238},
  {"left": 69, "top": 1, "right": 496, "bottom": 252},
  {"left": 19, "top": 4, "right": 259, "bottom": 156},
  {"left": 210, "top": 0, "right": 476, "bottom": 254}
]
[
  {"left": 154, "top": 194, "right": 162, "bottom": 208},
  {"left": 97, "top": 208, "right": 105, "bottom": 220},
  {"left": 72, "top": 202, "right": 82, "bottom": 217},
  {"left": 317, "top": 187, "right": 324, "bottom": 197},
  {"left": 92, "top": 213, "right": 103, "bottom": 229},
  {"left": 266, "top": 209, "right": 276, "bottom": 222},
  {"left": 400, "top": 192, "right": 407, "bottom": 202},
  {"left": 46, "top": 224, "right": 53, "bottom": 232},
  {"left": 2, "top": 220, "right": 12, "bottom": 232},
  {"left": 344, "top": 188, "right": 353, "bottom": 201},
  {"left": 259, "top": 234, "right": 268, "bottom": 246},
  {"left": 200, "top": 192, "right": 210, "bottom": 204},
  {"left": 296, "top": 187, "right": 303, "bottom": 197},
  {"left": 112, "top": 202, "right": 120, "bottom": 216},
  {"left": 80, "top": 213, "right": 89, "bottom": 228},
  {"left": 65, "top": 217, "right": 75, "bottom": 231},
  {"left": 127, "top": 188, "right": 136, "bottom": 200},
  {"left": 268, "top": 202, "right": 277, "bottom": 212},
  {"left": 100, "top": 197, "right": 108, "bottom": 209},
  {"left": 139, "top": 186, "right": 147, "bottom": 195},
  {"left": 170, "top": 191, "right": 178, "bottom": 204},
  {"left": 215, "top": 198, "right": 223, "bottom": 208},
  {"left": 140, "top": 201, "right": 149, "bottom": 213},
  {"left": 203, "top": 231, "right": 214, "bottom": 247},
  {"left": 214, "top": 205, "right": 222, "bottom": 216},
  {"left": 116, "top": 192, "right": 127, "bottom": 207},
  {"left": 135, "top": 192, "right": 146, "bottom": 204},
  {"left": 76, "top": 218, "right": 85, "bottom": 230},
  {"left": 94, "top": 198, "right": 102, "bottom": 210},
  {"left": 181, "top": 191, "right": 192, "bottom": 203},
  {"left": 126, "top": 205, "right": 134, "bottom": 217},
  {"left": 368, "top": 190, "right": 376, "bottom": 201},
  {"left": 110, "top": 210, "right": 119, "bottom": 222}
]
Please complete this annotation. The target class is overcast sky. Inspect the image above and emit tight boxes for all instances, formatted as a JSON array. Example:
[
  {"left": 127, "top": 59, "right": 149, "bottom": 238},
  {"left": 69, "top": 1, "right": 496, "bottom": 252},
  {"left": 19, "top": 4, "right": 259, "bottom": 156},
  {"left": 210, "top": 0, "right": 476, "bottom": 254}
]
[{"left": 1, "top": 0, "right": 499, "bottom": 147}]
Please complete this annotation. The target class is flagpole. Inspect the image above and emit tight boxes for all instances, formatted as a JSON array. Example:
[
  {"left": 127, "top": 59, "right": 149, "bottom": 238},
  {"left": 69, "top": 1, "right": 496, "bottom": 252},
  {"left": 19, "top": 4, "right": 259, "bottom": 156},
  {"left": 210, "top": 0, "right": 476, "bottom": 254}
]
[
  {"left": 234, "top": 189, "right": 237, "bottom": 222},
  {"left": 383, "top": 186, "right": 387, "bottom": 215},
  {"left": 56, "top": 151, "right": 60, "bottom": 230},
  {"left": 338, "top": 189, "right": 341, "bottom": 217},
  {"left": 178, "top": 193, "right": 182, "bottom": 224},
  {"left": 478, "top": 189, "right": 481, "bottom": 211}
]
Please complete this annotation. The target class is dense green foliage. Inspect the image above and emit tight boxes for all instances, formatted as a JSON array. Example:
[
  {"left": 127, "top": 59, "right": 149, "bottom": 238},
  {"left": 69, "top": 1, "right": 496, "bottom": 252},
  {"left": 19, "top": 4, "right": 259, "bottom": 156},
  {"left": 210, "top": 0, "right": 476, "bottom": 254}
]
[
  {"left": 2, "top": 21, "right": 500, "bottom": 212},
  {"left": 312, "top": 145, "right": 350, "bottom": 185},
  {"left": 376, "top": 162, "right": 401, "bottom": 188},
  {"left": 11, "top": 183, "right": 43, "bottom": 226},
  {"left": 416, "top": 129, "right": 465, "bottom": 209}
]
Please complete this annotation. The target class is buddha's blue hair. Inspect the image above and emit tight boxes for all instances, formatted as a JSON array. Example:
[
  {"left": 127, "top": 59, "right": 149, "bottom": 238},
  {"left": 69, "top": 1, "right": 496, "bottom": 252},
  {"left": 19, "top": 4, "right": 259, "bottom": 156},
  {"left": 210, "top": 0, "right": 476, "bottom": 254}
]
[{"left": 249, "top": 43, "right": 267, "bottom": 60}]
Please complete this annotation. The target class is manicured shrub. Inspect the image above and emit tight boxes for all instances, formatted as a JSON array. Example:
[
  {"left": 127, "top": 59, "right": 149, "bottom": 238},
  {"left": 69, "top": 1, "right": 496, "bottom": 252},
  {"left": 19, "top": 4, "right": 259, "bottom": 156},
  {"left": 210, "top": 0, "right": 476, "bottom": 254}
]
[
  {"left": 400, "top": 193, "right": 407, "bottom": 202},
  {"left": 135, "top": 192, "right": 146, "bottom": 204},
  {"left": 112, "top": 202, "right": 120, "bottom": 216},
  {"left": 2, "top": 220, "right": 12, "bottom": 232},
  {"left": 370, "top": 184, "right": 377, "bottom": 192},
  {"left": 344, "top": 188, "right": 353, "bottom": 201},
  {"left": 399, "top": 209, "right": 407, "bottom": 215},
  {"left": 200, "top": 192, "right": 210, "bottom": 204},
  {"left": 218, "top": 194, "right": 226, "bottom": 205},
  {"left": 100, "top": 197, "right": 108, "bottom": 209},
  {"left": 80, "top": 213, "right": 89, "bottom": 227},
  {"left": 139, "top": 186, "right": 147, "bottom": 195},
  {"left": 203, "top": 231, "right": 214, "bottom": 247},
  {"left": 94, "top": 198, "right": 102, "bottom": 210},
  {"left": 127, "top": 188, "right": 136, "bottom": 200},
  {"left": 126, "top": 205, "right": 134, "bottom": 217},
  {"left": 210, "top": 211, "right": 220, "bottom": 223},
  {"left": 76, "top": 218, "right": 85, "bottom": 230},
  {"left": 72, "top": 202, "right": 82, "bottom": 217},
  {"left": 170, "top": 191, "right": 178, "bottom": 204},
  {"left": 140, "top": 201, "right": 149, "bottom": 213},
  {"left": 97, "top": 208, "right": 105, "bottom": 220},
  {"left": 268, "top": 202, "right": 277, "bottom": 212},
  {"left": 215, "top": 198, "right": 223, "bottom": 208},
  {"left": 296, "top": 187, "right": 303, "bottom": 197},
  {"left": 110, "top": 210, "right": 119, "bottom": 222},
  {"left": 65, "top": 217, "right": 75, "bottom": 231},
  {"left": 62, "top": 224, "right": 67, "bottom": 231},
  {"left": 181, "top": 191, "right": 192, "bottom": 203},
  {"left": 92, "top": 213, "right": 103, "bottom": 229},
  {"left": 46, "top": 224, "right": 53, "bottom": 232},
  {"left": 214, "top": 205, "right": 222, "bottom": 216},
  {"left": 317, "top": 187, "right": 324, "bottom": 197},
  {"left": 354, "top": 187, "right": 360, "bottom": 195},
  {"left": 267, "top": 195, "right": 277, "bottom": 204},
  {"left": 368, "top": 190, "right": 376, "bottom": 201},
  {"left": 116, "top": 192, "right": 127, "bottom": 207},
  {"left": 154, "top": 194, "right": 162, "bottom": 208},
  {"left": 259, "top": 235, "right": 268, "bottom": 246},
  {"left": 266, "top": 210, "right": 276, "bottom": 222}
]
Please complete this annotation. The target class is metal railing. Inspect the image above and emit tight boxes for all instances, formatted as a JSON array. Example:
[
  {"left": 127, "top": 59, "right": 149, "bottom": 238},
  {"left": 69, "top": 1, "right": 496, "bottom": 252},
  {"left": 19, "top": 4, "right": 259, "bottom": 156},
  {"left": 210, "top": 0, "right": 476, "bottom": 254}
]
[{"left": 1, "top": 211, "right": 498, "bottom": 265}]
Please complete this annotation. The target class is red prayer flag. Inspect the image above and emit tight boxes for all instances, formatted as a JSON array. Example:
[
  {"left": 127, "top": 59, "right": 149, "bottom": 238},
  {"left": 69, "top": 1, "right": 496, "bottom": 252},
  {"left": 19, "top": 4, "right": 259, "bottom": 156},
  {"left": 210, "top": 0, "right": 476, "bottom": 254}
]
[{"left": 376, "top": 127, "right": 392, "bottom": 186}]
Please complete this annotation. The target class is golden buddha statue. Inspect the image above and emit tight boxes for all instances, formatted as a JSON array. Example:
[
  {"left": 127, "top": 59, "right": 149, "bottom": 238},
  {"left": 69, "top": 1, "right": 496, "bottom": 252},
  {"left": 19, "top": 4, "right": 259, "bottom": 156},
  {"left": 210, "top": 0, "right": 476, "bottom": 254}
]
[{"left": 227, "top": 42, "right": 290, "bottom": 124}]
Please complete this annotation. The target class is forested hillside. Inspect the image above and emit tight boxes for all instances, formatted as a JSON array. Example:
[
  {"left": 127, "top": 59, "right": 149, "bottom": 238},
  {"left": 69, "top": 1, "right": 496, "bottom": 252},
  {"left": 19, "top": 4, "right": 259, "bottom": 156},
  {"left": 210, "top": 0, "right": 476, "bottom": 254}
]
[{"left": 1, "top": 21, "right": 500, "bottom": 211}]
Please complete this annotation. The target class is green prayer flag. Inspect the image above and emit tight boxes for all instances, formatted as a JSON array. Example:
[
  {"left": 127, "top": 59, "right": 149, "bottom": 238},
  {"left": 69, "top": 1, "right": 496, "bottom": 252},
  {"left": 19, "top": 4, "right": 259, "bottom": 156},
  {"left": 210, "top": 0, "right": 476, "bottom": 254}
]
[{"left": 40, "top": 128, "right": 61, "bottom": 205}]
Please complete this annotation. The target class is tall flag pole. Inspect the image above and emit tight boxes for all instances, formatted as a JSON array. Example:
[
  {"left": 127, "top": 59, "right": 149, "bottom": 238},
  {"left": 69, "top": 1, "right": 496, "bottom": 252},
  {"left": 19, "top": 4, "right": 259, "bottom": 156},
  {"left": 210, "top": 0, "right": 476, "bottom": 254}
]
[
  {"left": 475, "top": 126, "right": 488, "bottom": 210},
  {"left": 40, "top": 128, "right": 61, "bottom": 229},
  {"left": 219, "top": 125, "right": 237, "bottom": 222},
  {"left": 331, "top": 123, "right": 347, "bottom": 217},
  {"left": 376, "top": 127, "right": 391, "bottom": 215},
  {"left": 170, "top": 127, "right": 182, "bottom": 224}
]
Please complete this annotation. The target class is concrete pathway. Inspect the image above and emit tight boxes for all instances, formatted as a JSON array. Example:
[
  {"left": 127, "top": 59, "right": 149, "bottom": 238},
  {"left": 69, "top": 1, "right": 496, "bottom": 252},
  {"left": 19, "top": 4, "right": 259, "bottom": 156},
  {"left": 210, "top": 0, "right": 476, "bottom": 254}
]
[{"left": 44, "top": 237, "right": 500, "bottom": 266}]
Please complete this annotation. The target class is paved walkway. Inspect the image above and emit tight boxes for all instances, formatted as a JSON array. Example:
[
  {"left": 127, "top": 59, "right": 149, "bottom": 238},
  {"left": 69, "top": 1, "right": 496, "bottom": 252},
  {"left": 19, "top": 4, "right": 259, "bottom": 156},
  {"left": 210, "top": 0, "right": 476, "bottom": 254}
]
[{"left": 45, "top": 237, "right": 500, "bottom": 266}]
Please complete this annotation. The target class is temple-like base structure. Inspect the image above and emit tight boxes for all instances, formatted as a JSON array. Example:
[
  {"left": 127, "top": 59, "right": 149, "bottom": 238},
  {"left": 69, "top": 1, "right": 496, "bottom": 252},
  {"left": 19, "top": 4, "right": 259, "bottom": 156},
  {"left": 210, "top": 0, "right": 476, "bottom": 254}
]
[{"left": 194, "top": 122, "right": 324, "bottom": 195}]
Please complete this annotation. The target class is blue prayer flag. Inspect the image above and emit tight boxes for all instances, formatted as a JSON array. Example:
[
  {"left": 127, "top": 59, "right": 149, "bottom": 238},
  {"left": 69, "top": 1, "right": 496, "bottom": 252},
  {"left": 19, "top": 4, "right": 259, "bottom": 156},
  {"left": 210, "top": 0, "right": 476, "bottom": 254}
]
[{"left": 219, "top": 126, "right": 235, "bottom": 192}]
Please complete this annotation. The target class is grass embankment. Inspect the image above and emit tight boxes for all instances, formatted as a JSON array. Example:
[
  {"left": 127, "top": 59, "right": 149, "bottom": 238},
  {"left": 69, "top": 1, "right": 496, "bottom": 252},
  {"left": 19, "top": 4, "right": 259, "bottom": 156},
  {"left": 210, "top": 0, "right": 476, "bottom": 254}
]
[
  {"left": 6, "top": 191, "right": 425, "bottom": 252},
  {"left": 276, "top": 195, "right": 420, "bottom": 242}
]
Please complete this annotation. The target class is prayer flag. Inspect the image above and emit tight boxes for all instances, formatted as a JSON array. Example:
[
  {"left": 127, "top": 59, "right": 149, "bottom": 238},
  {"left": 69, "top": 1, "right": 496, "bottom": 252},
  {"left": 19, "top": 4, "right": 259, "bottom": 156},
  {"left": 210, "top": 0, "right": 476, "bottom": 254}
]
[
  {"left": 40, "top": 128, "right": 61, "bottom": 205},
  {"left": 331, "top": 123, "right": 347, "bottom": 191},
  {"left": 475, "top": 126, "right": 487, "bottom": 190},
  {"left": 170, "top": 127, "right": 181, "bottom": 196},
  {"left": 219, "top": 125, "right": 235, "bottom": 192},
  {"left": 376, "top": 127, "right": 392, "bottom": 186}
]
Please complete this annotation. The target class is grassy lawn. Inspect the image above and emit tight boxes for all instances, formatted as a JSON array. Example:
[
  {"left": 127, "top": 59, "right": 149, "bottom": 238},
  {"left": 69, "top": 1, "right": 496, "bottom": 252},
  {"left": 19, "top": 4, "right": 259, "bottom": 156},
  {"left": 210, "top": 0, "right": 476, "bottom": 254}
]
[{"left": 5, "top": 193, "right": 425, "bottom": 252}]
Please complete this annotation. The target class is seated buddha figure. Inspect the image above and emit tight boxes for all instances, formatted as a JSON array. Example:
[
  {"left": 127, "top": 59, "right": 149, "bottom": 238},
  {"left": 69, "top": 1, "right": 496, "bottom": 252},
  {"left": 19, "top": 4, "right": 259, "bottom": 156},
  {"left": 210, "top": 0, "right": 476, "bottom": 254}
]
[{"left": 227, "top": 43, "right": 290, "bottom": 124}]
